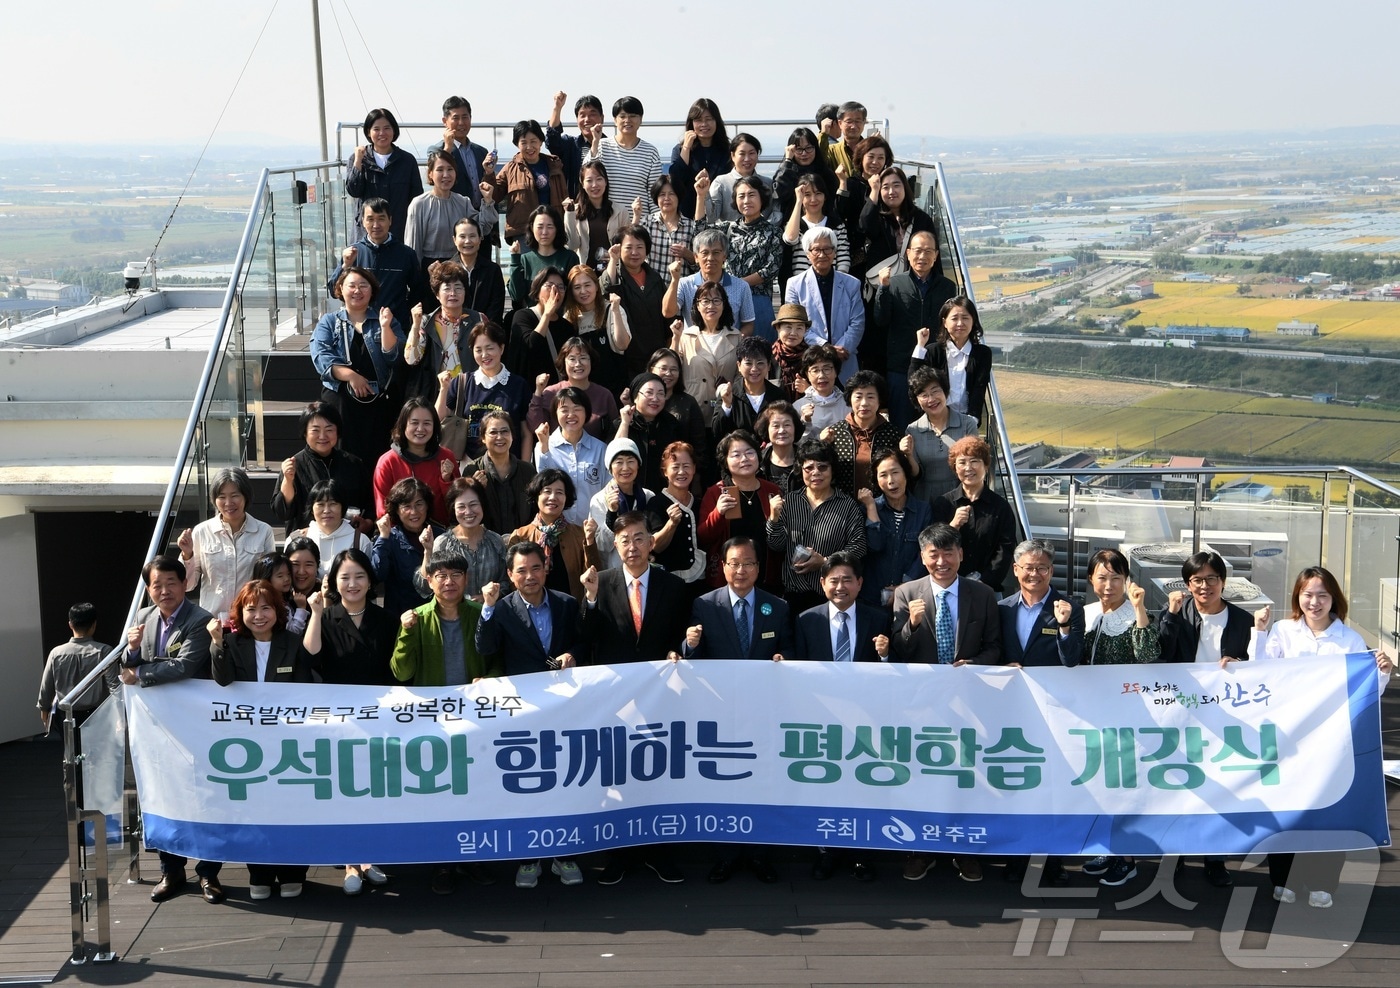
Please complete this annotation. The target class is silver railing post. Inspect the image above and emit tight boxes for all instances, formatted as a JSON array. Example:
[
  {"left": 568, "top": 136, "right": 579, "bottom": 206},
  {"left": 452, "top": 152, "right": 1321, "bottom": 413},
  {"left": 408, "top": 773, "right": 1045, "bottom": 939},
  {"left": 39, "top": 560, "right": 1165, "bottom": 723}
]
[
  {"left": 1321, "top": 474, "right": 1334, "bottom": 569},
  {"left": 1343, "top": 473, "right": 1357, "bottom": 601}
]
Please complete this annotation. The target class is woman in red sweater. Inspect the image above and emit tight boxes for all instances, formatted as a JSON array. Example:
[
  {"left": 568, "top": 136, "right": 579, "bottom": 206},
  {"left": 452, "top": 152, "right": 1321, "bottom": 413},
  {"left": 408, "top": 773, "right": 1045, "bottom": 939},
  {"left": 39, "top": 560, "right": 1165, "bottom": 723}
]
[{"left": 373, "top": 398, "right": 458, "bottom": 526}]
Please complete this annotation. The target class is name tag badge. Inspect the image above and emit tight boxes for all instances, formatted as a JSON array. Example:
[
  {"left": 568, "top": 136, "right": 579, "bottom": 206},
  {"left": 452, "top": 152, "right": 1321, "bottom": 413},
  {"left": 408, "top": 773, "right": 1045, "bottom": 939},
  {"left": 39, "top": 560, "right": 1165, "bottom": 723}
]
[
  {"left": 761, "top": 631, "right": 776, "bottom": 639},
  {"left": 276, "top": 666, "right": 294, "bottom": 674},
  {"left": 1041, "top": 627, "right": 1058, "bottom": 636}
]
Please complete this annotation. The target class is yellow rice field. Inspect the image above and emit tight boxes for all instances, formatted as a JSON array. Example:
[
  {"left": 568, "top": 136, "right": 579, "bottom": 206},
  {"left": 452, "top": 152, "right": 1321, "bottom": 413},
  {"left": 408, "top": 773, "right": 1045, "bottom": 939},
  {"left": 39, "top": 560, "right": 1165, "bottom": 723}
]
[{"left": 1132, "top": 282, "right": 1400, "bottom": 344}]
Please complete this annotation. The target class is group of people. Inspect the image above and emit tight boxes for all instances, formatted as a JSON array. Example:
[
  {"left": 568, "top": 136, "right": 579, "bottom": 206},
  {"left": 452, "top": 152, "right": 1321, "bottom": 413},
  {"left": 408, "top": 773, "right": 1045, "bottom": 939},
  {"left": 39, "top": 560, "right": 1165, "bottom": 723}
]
[{"left": 40, "top": 93, "right": 1391, "bottom": 913}]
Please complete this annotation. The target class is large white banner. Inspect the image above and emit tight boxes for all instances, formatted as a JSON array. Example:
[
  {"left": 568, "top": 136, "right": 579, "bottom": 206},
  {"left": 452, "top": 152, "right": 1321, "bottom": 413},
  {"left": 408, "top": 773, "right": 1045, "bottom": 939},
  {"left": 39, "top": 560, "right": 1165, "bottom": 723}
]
[{"left": 126, "top": 656, "right": 1390, "bottom": 864}]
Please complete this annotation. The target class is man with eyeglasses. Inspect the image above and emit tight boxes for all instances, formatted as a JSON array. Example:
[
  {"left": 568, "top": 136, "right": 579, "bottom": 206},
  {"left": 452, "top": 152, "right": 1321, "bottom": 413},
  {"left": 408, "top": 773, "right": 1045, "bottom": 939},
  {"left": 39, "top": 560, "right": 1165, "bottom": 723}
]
[
  {"left": 997, "top": 540, "right": 1084, "bottom": 669},
  {"left": 784, "top": 226, "right": 864, "bottom": 386},
  {"left": 1156, "top": 549, "right": 1253, "bottom": 890},
  {"left": 683, "top": 537, "right": 791, "bottom": 662}
]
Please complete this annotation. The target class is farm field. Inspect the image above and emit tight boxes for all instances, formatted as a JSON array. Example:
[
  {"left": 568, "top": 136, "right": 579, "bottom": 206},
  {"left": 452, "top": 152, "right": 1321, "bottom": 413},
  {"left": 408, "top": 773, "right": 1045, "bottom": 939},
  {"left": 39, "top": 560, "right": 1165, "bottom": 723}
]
[
  {"left": 1132, "top": 282, "right": 1400, "bottom": 346},
  {"left": 968, "top": 266, "right": 1054, "bottom": 298},
  {"left": 996, "top": 370, "right": 1400, "bottom": 466}
]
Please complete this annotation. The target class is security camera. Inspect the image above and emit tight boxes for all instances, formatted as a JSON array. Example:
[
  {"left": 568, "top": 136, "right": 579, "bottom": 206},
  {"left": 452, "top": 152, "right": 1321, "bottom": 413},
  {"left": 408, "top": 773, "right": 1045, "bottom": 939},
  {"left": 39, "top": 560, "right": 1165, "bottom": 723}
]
[{"left": 123, "top": 260, "right": 146, "bottom": 293}]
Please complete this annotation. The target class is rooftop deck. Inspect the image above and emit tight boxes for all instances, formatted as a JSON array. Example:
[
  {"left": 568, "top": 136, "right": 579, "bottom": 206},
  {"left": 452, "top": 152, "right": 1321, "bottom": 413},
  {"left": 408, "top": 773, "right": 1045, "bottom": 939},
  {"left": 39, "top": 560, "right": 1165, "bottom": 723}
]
[{"left": 4, "top": 706, "right": 1399, "bottom": 988}]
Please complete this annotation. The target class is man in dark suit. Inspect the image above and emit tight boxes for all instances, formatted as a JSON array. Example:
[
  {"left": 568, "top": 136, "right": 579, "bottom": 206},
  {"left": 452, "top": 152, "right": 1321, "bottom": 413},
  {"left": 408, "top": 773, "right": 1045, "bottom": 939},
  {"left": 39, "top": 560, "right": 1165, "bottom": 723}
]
[
  {"left": 581, "top": 512, "right": 689, "bottom": 886},
  {"left": 795, "top": 551, "right": 891, "bottom": 883},
  {"left": 794, "top": 552, "right": 892, "bottom": 664},
  {"left": 118, "top": 556, "right": 221, "bottom": 904},
  {"left": 998, "top": 539, "right": 1084, "bottom": 669},
  {"left": 477, "top": 542, "right": 583, "bottom": 675},
  {"left": 683, "top": 537, "right": 792, "bottom": 885},
  {"left": 683, "top": 537, "right": 792, "bottom": 662},
  {"left": 997, "top": 538, "right": 1082, "bottom": 888},
  {"left": 891, "top": 523, "right": 1001, "bottom": 884},
  {"left": 427, "top": 95, "right": 495, "bottom": 207},
  {"left": 582, "top": 512, "right": 687, "bottom": 667},
  {"left": 892, "top": 523, "right": 1001, "bottom": 667}
]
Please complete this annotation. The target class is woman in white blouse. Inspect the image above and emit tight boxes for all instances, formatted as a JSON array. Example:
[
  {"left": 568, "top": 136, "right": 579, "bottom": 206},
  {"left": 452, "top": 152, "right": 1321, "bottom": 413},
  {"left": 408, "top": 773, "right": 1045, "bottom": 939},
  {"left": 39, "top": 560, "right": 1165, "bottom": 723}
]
[
  {"left": 177, "top": 467, "right": 274, "bottom": 621},
  {"left": 1251, "top": 565, "right": 1394, "bottom": 909}
]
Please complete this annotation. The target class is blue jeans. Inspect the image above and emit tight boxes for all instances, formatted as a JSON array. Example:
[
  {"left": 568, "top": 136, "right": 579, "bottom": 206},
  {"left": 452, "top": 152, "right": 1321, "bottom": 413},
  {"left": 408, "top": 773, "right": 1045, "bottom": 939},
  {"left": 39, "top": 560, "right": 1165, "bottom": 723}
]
[{"left": 751, "top": 291, "right": 775, "bottom": 342}]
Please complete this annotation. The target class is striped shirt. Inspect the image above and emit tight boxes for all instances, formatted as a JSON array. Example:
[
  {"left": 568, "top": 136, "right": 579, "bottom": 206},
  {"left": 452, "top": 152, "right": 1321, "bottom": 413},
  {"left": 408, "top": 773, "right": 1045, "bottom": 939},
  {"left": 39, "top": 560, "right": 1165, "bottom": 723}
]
[
  {"left": 765, "top": 489, "right": 867, "bottom": 594},
  {"left": 584, "top": 137, "right": 663, "bottom": 212}
]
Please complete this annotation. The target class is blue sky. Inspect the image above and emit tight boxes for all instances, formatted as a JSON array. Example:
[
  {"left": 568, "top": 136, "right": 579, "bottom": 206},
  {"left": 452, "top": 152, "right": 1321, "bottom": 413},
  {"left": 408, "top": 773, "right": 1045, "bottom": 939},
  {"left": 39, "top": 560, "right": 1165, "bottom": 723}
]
[{"left": 6, "top": 0, "right": 1397, "bottom": 148}]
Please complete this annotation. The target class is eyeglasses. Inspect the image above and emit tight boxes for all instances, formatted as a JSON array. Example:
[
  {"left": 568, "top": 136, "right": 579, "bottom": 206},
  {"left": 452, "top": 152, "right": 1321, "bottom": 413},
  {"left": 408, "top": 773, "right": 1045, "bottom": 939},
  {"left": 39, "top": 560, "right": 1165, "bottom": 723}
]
[
  {"left": 801, "top": 463, "right": 832, "bottom": 473},
  {"left": 697, "top": 295, "right": 724, "bottom": 305},
  {"left": 614, "top": 535, "right": 652, "bottom": 548},
  {"left": 807, "top": 245, "right": 835, "bottom": 256},
  {"left": 1189, "top": 576, "right": 1223, "bottom": 588},
  {"left": 1017, "top": 564, "right": 1051, "bottom": 574},
  {"left": 724, "top": 560, "right": 759, "bottom": 570}
]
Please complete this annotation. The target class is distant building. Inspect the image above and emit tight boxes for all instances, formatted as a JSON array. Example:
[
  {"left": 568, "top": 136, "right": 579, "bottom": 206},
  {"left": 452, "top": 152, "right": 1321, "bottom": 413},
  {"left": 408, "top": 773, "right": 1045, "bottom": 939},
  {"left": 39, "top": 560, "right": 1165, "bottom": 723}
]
[
  {"left": 1164, "top": 456, "right": 1212, "bottom": 484},
  {"left": 1212, "top": 479, "right": 1274, "bottom": 503},
  {"left": 1123, "top": 280, "right": 1156, "bottom": 301},
  {"left": 1304, "top": 272, "right": 1332, "bottom": 285},
  {"left": 22, "top": 280, "right": 86, "bottom": 304},
  {"left": 1148, "top": 324, "right": 1250, "bottom": 342},
  {"left": 1276, "top": 320, "right": 1319, "bottom": 337},
  {"left": 1180, "top": 272, "right": 1213, "bottom": 283},
  {"left": 1043, "top": 256, "right": 1078, "bottom": 275}
]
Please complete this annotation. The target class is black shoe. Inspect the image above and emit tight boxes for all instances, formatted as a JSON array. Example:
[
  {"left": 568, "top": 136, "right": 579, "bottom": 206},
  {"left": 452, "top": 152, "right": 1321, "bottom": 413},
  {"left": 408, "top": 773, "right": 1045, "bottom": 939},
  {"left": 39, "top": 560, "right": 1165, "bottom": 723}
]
[
  {"left": 707, "top": 858, "right": 734, "bottom": 884},
  {"left": 811, "top": 851, "right": 836, "bottom": 881},
  {"left": 852, "top": 861, "right": 876, "bottom": 883},
  {"left": 1003, "top": 864, "right": 1026, "bottom": 883},
  {"left": 431, "top": 866, "right": 458, "bottom": 895},
  {"left": 151, "top": 871, "right": 187, "bottom": 902},
  {"left": 1203, "top": 860, "right": 1233, "bottom": 888},
  {"left": 199, "top": 877, "right": 225, "bottom": 904},
  {"left": 750, "top": 857, "right": 780, "bottom": 884},
  {"left": 455, "top": 862, "right": 497, "bottom": 886},
  {"left": 596, "top": 862, "right": 625, "bottom": 886},
  {"left": 1047, "top": 864, "right": 1070, "bottom": 887},
  {"left": 646, "top": 858, "right": 685, "bottom": 884}
]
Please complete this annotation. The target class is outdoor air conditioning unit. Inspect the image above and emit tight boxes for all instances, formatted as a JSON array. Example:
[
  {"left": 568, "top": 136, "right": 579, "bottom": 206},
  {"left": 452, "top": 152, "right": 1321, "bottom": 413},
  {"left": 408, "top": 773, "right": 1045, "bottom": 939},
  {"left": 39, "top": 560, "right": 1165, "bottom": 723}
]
[
  {"left": 1122, "top": 541, "right": 1233, "bottom": 598},
  {"left": 1149, "top": 576, "right": 1273, "bottom": 618},
  {"left": 1180, "top": 529, "right": 1290, "bottom": 610}
]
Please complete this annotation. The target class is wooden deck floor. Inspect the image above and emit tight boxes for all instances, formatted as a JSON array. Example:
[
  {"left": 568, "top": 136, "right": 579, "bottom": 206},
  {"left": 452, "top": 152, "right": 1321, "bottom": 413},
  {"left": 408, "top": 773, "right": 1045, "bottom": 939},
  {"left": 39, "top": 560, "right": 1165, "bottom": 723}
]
[{"left": 3, "top": 709, "right": 1399, "bottom": 988}]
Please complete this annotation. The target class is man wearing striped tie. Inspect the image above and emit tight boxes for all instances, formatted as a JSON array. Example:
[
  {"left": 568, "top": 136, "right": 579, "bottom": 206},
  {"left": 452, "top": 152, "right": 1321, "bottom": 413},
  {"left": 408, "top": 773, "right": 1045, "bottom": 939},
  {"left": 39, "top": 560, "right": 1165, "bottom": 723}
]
[
  {"left": 794, "top": 551, "right": 891, "bottom": 883},
  {"left": 890, "top": 522, "right": 1002, "bottom": 883}
]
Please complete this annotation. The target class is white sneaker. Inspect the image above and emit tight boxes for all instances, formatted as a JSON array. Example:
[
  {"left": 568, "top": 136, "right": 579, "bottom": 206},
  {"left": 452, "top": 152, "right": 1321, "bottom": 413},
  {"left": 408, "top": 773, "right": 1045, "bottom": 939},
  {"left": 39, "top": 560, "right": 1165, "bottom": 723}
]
[
  {"left": 1308, "top": 890, "right": 1333, "bottom": 908},
  {"left": 362, "top": 865, "right": 388, "bottom": 885},
  {"left": 343, "top": 874, "right": 363, "bottom": 896},
  {"left": 280, "top": 882, "right": 303, "bottom": 898},
  {"left": 1272, "top": 886, "right": 1296, "bottom": 904},
  {"left": 249, "top": 884, "right": 272, "bottom": 900}
]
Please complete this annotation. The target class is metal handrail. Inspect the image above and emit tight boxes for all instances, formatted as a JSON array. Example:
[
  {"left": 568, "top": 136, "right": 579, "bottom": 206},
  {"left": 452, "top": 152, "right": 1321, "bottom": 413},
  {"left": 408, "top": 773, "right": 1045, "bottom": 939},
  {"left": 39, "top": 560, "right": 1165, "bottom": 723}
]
[
  {"left": 56, "top": 165, "right": 274, "bottom": 966},
  {"left": 922, "top": 159, "right": 1033, "bottom": 539}
]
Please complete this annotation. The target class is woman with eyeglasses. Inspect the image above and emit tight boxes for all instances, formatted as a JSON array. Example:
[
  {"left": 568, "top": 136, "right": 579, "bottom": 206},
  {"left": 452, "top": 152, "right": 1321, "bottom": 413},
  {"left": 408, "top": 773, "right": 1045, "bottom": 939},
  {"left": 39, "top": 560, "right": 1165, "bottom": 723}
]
[
  {"left": 612, "top": 372, "right": 683, "bottom": 495},
  {"left": 773, "top": 127, "right": 840, "bottom": 223},
  {"left": 698, "top": 430, "right": 782, "bottom": 591},
  {"left": 671, "top": 281, "right": 741, "bottom": 407}
]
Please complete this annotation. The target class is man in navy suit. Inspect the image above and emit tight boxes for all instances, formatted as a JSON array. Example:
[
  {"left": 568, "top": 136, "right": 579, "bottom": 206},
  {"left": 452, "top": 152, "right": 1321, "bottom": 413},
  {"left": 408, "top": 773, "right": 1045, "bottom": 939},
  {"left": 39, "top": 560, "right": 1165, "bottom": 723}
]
[
  {"left": 795, "top": 552, "right": 889, "bottom": 883},
  {"left": 997, "top": 538, "right": 1082, "bottom": 887},
  {"left": 684, "top": 537, "right": 792, "bottom": 885},
  {"left": 683, "top": 537, "right": 792, "bottom": 662},
  {"left": 998, "top": 539, "right": 1083, "bottom": 669},
  {"left": 793, "top": 552, "right": 891, "bottom": 663},
  {"left": 476, "top": 542, "right": 583, "bottom": 676}
]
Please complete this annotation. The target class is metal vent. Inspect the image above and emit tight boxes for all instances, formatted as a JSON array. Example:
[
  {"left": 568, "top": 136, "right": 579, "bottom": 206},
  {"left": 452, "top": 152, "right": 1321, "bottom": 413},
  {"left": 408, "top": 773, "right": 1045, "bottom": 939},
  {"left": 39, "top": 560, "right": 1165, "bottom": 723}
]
[{"left": 1129, "top": 542, "right": 1193, "bottom": 564}]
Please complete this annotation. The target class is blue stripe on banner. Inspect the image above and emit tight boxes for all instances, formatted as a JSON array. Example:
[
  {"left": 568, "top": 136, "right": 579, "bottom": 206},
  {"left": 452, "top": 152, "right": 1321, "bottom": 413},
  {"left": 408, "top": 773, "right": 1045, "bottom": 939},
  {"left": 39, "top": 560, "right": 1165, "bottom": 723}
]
[{"left": 144, "top": 789, "right": 1390, "bottom": 866}]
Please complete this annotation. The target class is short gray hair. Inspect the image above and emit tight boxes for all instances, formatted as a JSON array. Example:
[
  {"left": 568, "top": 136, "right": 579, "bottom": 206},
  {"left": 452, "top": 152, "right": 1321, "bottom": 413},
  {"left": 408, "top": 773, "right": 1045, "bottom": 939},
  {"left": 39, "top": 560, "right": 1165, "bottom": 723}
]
[
  {"left": 1012, "top": 539, "right": 1055, "bottom": 565},
  {"left": 692, "top": 228, "right": 728, "bottom": 255},
  {"left": 209, "top": 467, "right": 252, "bottom": 508},
  {"left": 917, "top": 523, "right": 960, "bottom": 551},
  {"left": 801, "top": 226, "right": 838, "bottom": 253}
]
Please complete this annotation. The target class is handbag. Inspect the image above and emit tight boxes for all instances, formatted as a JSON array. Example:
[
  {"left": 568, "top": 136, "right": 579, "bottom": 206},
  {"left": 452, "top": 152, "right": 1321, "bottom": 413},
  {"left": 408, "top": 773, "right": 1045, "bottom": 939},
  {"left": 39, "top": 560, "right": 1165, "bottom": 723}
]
[
  {"left": 440, "top": 372, "right": 471, "bottom": 459},
  {"left": 862, "top": 223, "right": 915, "bottom": 302}
]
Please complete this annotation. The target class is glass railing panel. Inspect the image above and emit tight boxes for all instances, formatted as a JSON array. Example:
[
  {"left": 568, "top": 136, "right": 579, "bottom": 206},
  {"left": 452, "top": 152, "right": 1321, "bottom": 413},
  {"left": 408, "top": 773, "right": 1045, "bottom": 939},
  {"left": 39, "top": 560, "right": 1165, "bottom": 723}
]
[
  {"left": 78, "top": 685, "right": 128, "bottom": 848},
  {"left": 1345, "top": 479, "right": 1400, "bottom": 650}
]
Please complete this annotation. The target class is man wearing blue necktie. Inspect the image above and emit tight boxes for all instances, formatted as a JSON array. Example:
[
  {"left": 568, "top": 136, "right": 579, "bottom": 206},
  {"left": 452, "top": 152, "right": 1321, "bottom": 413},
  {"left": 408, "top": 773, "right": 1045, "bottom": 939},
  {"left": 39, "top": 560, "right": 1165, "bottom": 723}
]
[{"left": 683, "top": 537, "right": 791, "bottom": 662}]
